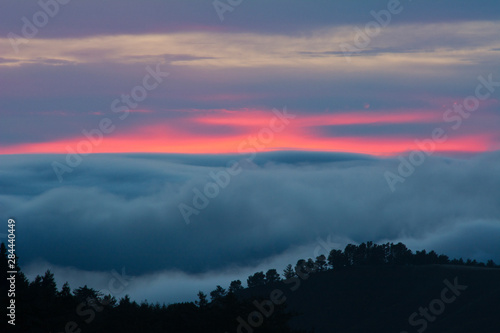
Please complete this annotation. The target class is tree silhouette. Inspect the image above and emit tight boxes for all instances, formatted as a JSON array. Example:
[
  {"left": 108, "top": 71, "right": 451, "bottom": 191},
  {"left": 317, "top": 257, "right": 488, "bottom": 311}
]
[
  {"left": 344, "top": 244, "right": 357, "bottom": 266},
  {"left": 59, "top": 282, "right": 72, "bottom": 298},
  {"left": 388, "top": 242, "right": 412, "bottom": 265},
  {"left": 247, "top": 271, "right": 266, "bottom": 288},
  {"left": 265, "top": 269, "right": 281, "bottom": 284},
  {"left": 1, "top": 240, "right": 498, "bottom": 333},
  {"left": 328, "top": 249, "right": 347, "bottom": 269},
  {"left": 306, "top": 258, "right": 316, "bottom": 271},
  {"left": 283, "top": 264, "right": 296, "bottom": 279},
  {"left": 295, "top": 259, "right": 307, "bottom": 276},
  {"left": 41, "top": 270, "right": 57, "bottom": 299},
  {"left": 73, "top": 285, "right": 103, "bottom": 304},
  {"left": 209, "top": 285, "right": 227, "bottom": 302},
  {"left": 315, "top": 255, "right": 327, "bottom": 271},
  {"left": 228, "top": 280, "right": 243, "bottom": 293},
  {"left": 195, "top": 291, "right": 208, "bottom": 308},
  {"left": 438, "top": 254, "right": 450, "bottom": 264}
]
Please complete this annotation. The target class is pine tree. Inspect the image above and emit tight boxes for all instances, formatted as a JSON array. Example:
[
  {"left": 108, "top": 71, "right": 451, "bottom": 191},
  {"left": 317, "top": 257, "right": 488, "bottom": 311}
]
[
  {"left": 196, "top": 291, "right": 208, "bottom": 308},
  {"left": 209, "top": 285, "right": 227, "bottom": 302},
  {"left": 283, "top": 264, "right": 296, "bottom": 279}
]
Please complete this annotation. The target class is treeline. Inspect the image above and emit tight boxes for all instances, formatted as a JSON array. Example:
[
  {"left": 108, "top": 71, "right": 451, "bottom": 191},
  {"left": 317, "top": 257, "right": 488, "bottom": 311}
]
[
  {"left": 1, "top": 242, "right": 497, "bottom": 333},
  {"left": 240, "top": 241, "right": 498, "bottom": 289},
  {"left": 0, "top": 243, "right": 300, "bottom": 333}
]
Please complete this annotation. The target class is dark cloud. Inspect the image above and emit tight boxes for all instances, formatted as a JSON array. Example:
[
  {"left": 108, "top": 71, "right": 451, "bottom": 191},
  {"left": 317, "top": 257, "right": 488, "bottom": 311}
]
[
  {"left": 2, "top": 152, "right": 500, "bottom": 279},
  {"left": 298, "top": 47, "right": 426, "bottom": 58}
]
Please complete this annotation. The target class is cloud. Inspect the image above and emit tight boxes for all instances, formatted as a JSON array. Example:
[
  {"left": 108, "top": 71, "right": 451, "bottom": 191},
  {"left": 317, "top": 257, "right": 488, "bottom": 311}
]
[
  {"left": 2, "top": 21, "right": 499, "bottom": 69},
  {"left": 400, "top": 220, "right": 500, "bottom": 264},
  {"left": 2, "top": 152, "right": 500, "bottom": 277},
  {"left": 1, "top": 19, "right": 498, "bottom": 154},
  {"left": 21, "top": 240, "right": 330, "bottom": 304},
  {"left": 1, "top": 0, "right": 499, "bottom": 38},
  {"left": 1, "top": 20, "right": 498, "bottom": 153},
  {"left": 2, "top": 106, "right": 498, "bottom": 155}
]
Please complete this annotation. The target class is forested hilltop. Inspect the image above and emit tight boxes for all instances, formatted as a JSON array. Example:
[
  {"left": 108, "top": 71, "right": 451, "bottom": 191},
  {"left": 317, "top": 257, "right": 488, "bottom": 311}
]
[{"left": 2, "top": 241, "right": 499, "bottom": 332}]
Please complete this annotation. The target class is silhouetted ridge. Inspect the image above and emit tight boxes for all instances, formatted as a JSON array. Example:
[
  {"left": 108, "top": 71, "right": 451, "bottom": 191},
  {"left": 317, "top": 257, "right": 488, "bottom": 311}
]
[{"left": 1, "top": 241, "right": 499, "bottom": 332}]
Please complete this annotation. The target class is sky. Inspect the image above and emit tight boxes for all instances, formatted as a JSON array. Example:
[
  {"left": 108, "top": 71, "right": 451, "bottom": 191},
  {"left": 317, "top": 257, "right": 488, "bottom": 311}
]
[{"left": 0, "top": 0, "right": 499, "bottom": 304}]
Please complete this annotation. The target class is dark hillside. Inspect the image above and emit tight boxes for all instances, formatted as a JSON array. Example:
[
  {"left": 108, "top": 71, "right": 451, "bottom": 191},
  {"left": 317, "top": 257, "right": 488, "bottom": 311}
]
[
  {"left": 240, "top": 265, "right": 500, "bottom": 333},
  {"left": 3, "top": 241, "right": 499, "bottom": 332}
]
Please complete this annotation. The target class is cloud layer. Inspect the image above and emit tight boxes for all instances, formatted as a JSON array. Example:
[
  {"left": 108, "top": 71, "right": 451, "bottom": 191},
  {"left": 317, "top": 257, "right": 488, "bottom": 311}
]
[{"left": 2, "top": 152, "right": 500, "bottom": 301}]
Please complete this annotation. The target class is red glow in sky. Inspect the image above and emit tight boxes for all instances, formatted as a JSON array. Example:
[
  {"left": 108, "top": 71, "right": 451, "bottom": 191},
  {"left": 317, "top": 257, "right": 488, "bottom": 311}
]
[{"left": 1, "top": 109, "right": 497, "bottom": 156}]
